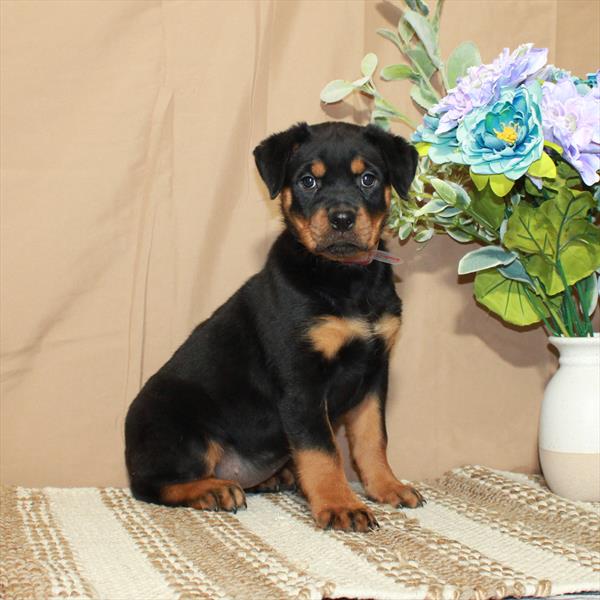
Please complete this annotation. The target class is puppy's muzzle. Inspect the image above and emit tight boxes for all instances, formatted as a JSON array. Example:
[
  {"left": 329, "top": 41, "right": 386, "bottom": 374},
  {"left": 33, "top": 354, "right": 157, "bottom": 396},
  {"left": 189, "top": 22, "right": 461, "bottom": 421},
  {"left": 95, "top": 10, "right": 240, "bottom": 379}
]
[{"left": 328, "top": 208, "right": 356, "bottom": 232}]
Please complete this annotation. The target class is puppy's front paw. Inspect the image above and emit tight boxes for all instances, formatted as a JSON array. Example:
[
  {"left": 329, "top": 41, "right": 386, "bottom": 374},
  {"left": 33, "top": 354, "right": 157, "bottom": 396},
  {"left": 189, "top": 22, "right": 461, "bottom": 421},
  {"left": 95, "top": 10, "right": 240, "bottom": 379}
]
[
  {"left": 314, "top": 503, "right": 379, "bottom": 532},
  {"left": 367, "top": 480, "right": 425, "bottom": 508}
]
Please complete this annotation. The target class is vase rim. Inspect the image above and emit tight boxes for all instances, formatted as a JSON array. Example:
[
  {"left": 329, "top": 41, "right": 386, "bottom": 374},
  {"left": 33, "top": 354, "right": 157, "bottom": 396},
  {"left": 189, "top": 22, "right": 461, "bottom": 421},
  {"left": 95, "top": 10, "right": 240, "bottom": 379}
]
[{"left": 548, "top": 333, "right": 599, "bottom": 345}]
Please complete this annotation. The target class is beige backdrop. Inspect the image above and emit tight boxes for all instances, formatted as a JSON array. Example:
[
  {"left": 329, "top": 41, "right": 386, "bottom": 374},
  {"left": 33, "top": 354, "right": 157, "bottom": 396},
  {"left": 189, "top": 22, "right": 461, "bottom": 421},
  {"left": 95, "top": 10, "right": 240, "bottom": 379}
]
[{"left": 1, "top": 0, "right": 599, "bottom": 487}]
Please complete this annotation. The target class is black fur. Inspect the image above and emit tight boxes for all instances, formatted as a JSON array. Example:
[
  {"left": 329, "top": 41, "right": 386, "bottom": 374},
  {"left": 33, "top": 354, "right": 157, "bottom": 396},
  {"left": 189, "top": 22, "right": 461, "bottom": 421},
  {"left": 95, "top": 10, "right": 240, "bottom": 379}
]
[{"left": 125, "top": 121, "right": 417, "bottom": 506}]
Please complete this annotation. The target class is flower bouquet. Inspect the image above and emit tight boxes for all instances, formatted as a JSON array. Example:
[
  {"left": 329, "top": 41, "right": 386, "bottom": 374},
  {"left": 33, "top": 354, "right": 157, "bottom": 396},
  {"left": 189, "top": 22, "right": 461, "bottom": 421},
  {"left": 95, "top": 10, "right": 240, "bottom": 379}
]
[
  {"left": 320, "top": 1, "right": 600, "bottom": 338},
  {"left": 321, "top": 0, "right": 600, "bottom": 500}
]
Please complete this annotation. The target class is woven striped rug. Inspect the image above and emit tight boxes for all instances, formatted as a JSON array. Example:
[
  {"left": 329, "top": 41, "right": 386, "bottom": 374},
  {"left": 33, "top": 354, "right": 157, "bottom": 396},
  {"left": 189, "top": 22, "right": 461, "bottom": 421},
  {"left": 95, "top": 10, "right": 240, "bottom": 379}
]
[{"left": 1, "top": 465, "right": 599, "bottom": 600}]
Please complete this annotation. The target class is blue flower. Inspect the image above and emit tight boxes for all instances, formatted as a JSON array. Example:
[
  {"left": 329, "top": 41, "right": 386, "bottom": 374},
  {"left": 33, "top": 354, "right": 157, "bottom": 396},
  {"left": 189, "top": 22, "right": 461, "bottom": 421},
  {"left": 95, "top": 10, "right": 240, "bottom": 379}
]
[{"left": 453, "top": 83, "right": 544, "bottom": 179}]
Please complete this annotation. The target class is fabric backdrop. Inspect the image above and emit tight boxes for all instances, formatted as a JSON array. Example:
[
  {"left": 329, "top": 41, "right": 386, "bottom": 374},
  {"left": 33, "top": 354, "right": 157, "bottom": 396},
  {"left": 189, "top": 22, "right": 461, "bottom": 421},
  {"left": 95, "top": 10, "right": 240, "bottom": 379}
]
[{"left": 1, "top": 0, "right": 599, "bottom": 487}]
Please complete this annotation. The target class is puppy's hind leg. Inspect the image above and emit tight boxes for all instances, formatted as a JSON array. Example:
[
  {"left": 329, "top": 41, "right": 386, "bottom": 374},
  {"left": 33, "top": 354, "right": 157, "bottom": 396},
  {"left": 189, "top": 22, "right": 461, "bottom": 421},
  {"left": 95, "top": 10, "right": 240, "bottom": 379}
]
[
  {"left": 161, "top": 478, "right": 247, "bottom": 512},
  {"left": 246, "top": 460, "right": 297, "bottom": 493},
  {"left": 159, "top": 441, "right": 247, "bottom": 513}
]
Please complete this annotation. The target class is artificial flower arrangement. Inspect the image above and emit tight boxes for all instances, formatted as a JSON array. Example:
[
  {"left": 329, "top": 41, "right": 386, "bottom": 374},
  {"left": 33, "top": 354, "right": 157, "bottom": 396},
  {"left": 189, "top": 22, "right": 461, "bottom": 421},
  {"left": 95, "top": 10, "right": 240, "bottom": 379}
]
[{"left": 321, "top": 0, "right": 599, "bottom": 337}]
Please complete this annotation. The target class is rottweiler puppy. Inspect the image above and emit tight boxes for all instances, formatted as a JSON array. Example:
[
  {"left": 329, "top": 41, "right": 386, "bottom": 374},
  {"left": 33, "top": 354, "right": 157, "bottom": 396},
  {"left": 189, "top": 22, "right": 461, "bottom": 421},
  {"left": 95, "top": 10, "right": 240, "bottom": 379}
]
[{"left": 125, "top": 121, "right": 423, "bottom": 532}]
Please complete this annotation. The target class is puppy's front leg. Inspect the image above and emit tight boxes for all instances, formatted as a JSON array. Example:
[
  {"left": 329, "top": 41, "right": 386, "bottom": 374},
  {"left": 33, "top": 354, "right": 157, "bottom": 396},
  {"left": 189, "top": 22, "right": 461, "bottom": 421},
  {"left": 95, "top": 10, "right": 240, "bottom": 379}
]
[
  {"left": 281, "top": 396, "right": 378, "bottom": 532},
  {"left": 344, "top": 392, "right": 425, "bottom": 509}
]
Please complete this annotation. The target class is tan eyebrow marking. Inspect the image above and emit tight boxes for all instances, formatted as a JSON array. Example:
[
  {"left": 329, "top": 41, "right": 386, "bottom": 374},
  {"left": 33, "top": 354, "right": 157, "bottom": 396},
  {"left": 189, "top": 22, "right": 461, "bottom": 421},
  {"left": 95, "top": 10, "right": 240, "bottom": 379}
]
[
  {"left": 351, "top": 157, "right": 366, "bottom": 174},
  {"left": 311, "top": 160, "right": 326, "bottom": 177}
]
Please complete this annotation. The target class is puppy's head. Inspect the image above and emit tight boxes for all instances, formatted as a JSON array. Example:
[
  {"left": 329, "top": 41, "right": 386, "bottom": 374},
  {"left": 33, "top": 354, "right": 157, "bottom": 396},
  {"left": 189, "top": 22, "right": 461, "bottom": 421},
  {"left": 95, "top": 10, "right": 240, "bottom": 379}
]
[{"left": 254, "top": 122, "right": 417, "bottom": 263}]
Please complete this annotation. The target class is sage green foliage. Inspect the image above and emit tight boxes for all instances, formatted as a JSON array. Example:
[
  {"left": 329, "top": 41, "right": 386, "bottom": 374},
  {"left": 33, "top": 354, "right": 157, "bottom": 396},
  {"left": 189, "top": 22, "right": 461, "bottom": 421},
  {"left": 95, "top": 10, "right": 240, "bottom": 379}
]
[{"left": 320, "top": 0, "right": 599, "bottom": 336}]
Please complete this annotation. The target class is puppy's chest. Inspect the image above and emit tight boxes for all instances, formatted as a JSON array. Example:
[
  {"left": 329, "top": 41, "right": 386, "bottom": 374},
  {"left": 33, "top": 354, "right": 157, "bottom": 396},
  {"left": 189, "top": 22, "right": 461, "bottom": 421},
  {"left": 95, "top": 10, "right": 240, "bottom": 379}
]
[{"left": 305, "top": 311, "right": 401, "bottom": 361}]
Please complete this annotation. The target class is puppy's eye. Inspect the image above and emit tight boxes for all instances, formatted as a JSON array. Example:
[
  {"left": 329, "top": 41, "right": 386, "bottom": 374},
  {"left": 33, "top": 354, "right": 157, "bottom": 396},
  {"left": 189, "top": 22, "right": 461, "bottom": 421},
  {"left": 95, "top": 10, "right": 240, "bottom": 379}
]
[
  {"left": 361, "top": 173, "right": 377, "bottom": 188},
  {"left": 299, "top": 175, "right": 317, "bottom": 190}
]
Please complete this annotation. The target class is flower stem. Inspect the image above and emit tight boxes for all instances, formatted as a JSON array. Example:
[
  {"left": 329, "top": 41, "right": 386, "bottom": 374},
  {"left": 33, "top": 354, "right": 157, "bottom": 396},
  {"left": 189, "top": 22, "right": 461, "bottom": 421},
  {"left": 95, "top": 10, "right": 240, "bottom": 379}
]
[
  {"left": 575, "top": 280, "right": 595, "bottom": 336},
  {"left": 524, "top": 286, "right": 560, "bottom": 336},
  {"left": 533, "top": 279, "right": 569, "bottom": 336}
]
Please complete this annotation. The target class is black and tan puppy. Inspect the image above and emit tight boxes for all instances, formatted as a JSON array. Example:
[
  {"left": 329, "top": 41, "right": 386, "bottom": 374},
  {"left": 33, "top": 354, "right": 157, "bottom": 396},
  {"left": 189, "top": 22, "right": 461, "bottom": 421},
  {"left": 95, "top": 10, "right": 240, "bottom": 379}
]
[{"left": 125, "top": 121, "right": 422, "bottom": 532}]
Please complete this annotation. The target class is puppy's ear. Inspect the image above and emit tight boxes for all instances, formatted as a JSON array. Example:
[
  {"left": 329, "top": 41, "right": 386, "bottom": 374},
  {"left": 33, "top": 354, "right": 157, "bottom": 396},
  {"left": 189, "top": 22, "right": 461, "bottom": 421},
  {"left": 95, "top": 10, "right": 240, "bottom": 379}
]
[
  {"left": 253, "top": 122, "right": 311, "bottom": 199},
  {"left": 364, "top": 125, "right": 418, "bottom": 197}
]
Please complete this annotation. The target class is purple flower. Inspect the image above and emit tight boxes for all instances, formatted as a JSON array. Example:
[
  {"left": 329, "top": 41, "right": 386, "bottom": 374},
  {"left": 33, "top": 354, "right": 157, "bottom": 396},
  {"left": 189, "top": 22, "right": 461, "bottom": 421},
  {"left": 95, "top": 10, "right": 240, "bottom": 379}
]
[
  {"left": 542, "top": 77, "right": 600, "bottom": 185},
  {"left": 497, "top": 44, "right": 548, "bottom": 87},
  {"left": 433, "top": 44, "right": 548, "bottom": 134},
  {"left": 537, "top": 64, "right": 572, "bottom": 83}
]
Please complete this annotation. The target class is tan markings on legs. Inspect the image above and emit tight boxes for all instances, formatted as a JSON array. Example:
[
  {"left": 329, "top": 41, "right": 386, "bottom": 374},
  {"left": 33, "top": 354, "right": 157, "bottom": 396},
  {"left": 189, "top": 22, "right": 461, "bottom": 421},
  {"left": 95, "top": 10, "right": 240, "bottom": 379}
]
[
  {"left": 344, "top": 394, "right": 424, "bottom": 509},
  {"left": 351, "top": 156, "right": 366, "bottom": 174},
  {"left": 205, "top": 440, "right": 224, "bottom": 474},
  {"left": 160, "top": 478, "right": 247, "bottom": 512},
  {"left": 306, "top": 316, "right": 371, "bottom": 360},
  {"left": 295, "top": 449, "right": 377, "bottom": 531},
  {"left": 374, "top": 314, "right": 402, "bottom": 353},
  {"left": 311, "top": 160, "right": 326, "bottom": 178},
  {"left": 246, "top": 461, "right": 297, "bottom": 493}
]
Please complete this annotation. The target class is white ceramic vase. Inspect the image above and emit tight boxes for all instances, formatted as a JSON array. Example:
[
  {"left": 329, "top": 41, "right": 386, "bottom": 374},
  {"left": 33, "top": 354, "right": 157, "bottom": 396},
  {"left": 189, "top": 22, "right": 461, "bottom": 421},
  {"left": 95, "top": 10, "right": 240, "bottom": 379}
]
[{"left": 539, "top": 334, "right": 600, "bottom": 502}]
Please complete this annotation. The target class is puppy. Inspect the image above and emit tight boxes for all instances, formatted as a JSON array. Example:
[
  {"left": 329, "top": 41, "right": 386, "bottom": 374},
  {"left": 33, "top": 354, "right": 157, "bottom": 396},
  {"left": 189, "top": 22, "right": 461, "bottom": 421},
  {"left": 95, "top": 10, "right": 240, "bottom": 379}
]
[{"left": 125, "top": 121, "right": 422, "bottom": 532}]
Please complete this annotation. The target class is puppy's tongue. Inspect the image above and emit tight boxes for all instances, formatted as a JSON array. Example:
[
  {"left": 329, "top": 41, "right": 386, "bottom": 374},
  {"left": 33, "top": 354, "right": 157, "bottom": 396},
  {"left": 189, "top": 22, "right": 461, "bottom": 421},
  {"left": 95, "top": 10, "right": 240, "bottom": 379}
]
[{"left": 339, "top": 249, "right": 403, "bottom": 266}]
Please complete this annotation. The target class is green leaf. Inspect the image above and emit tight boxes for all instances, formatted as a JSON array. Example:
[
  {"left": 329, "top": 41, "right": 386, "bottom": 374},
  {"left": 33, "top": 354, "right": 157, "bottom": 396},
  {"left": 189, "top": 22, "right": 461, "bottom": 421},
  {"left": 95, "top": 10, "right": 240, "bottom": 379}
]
[
  {"left": 554, "top": 223, "right": 600, "bottom": 286},
  {"left": 504, "top": 188, "right": 600, "bottom": 294},
  {"left": 523, "top": 255, "right": 561, "bottom": 294},
  {"left": 414, "top": 227, "right": 434, "bottom": 242},
  {"left": 361, "top": 53, "right": 378, "bottom": 78},
  {"left": 372, "top": 116, "right": 391, "bottom": 131},
  {"left": 504, "top": 202, "right": 554, "bottom": 255},
  {"left": 431, "top": 0, "right": 443, "bottom": 32},
  {"left": 404, "top": 0, "right": 429, "bottom": 16},
  {"left": 414, "top": 198, "right": 448, "bottom": 216},
  {"left": 351, "top": 75, "right": 370, "bottom": 87},
  {"left": 474, "top": 269, "right": 544, "bottom": 326},
  {"left": 373, "top": 96, "right": 401, "bottom": 116},
  {"left": 470, "top": 169, "right": 489, "bottom": 191},
  {"left": 470, "top": 186, "right": 505, "bottom": 230},
  {"left": 447, "top": 228, "right": 474, "bottom": 243},
  {"left": 528, "top": 151, "right": 557, "bottom": 178},
  {"left": 410, "top": 83, "right": 437, "bottom": 110},
  {"left": 578, "top": 272, "right": 599, "bottom": 316},
  {"left": 403, "top": 10, "right": 441, "bottom": 69},
  {"left": 446, "top": 42, "right": 481, "bottom": 89},
  {"left": 430, "top": 178, "right": 457, "bottom": 204},
  {"left": 446, "top": 181, "right": 471, "bottom": 209},
  {"left": 489, "top": 173, "right": 515, "bottom": 197},
  {"left": 398, "top": 222, "right": 413, "bottom": 240},
  {"left": 458, "top": 246, "right": 517, "bottom": 275},
  {"left": 438, "top": 206, "right": 462, "bottom": 218},
  {"left": 498, "top": 258, "right": 535, "bottom": 288},
  {"left": 396, "top": 17, "right": 412, "bottom": 44},
  {"left": 414, "top": 142, "right": 431, "bottom": 157},
  {"left": 544, "top": 140, "right": 563, "bottom": 155},
  {"left": 406, "top": 45, "right": 436, "bottom": 80},
  {"left": 320, "top": 80, "right": 355, "bottom": 103},
  {"left": 381, "top": 64, "right": 417, "bottom": 81},
  {"left": 556, "top": 160, "right": 580, "bottom": 181},
  {"left": 524, "top": 177, "right": 544, "bottom": 197},
  {"left": 377, "top": 28, "right": 403, "bottom": 50}
]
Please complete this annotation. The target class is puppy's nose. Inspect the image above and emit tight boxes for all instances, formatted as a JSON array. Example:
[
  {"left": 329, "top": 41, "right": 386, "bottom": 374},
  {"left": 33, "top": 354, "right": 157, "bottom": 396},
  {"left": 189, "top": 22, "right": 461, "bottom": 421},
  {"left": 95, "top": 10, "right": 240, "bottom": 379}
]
[{"left": 329, "top": 209, "right": 355, "bottom": 231}]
